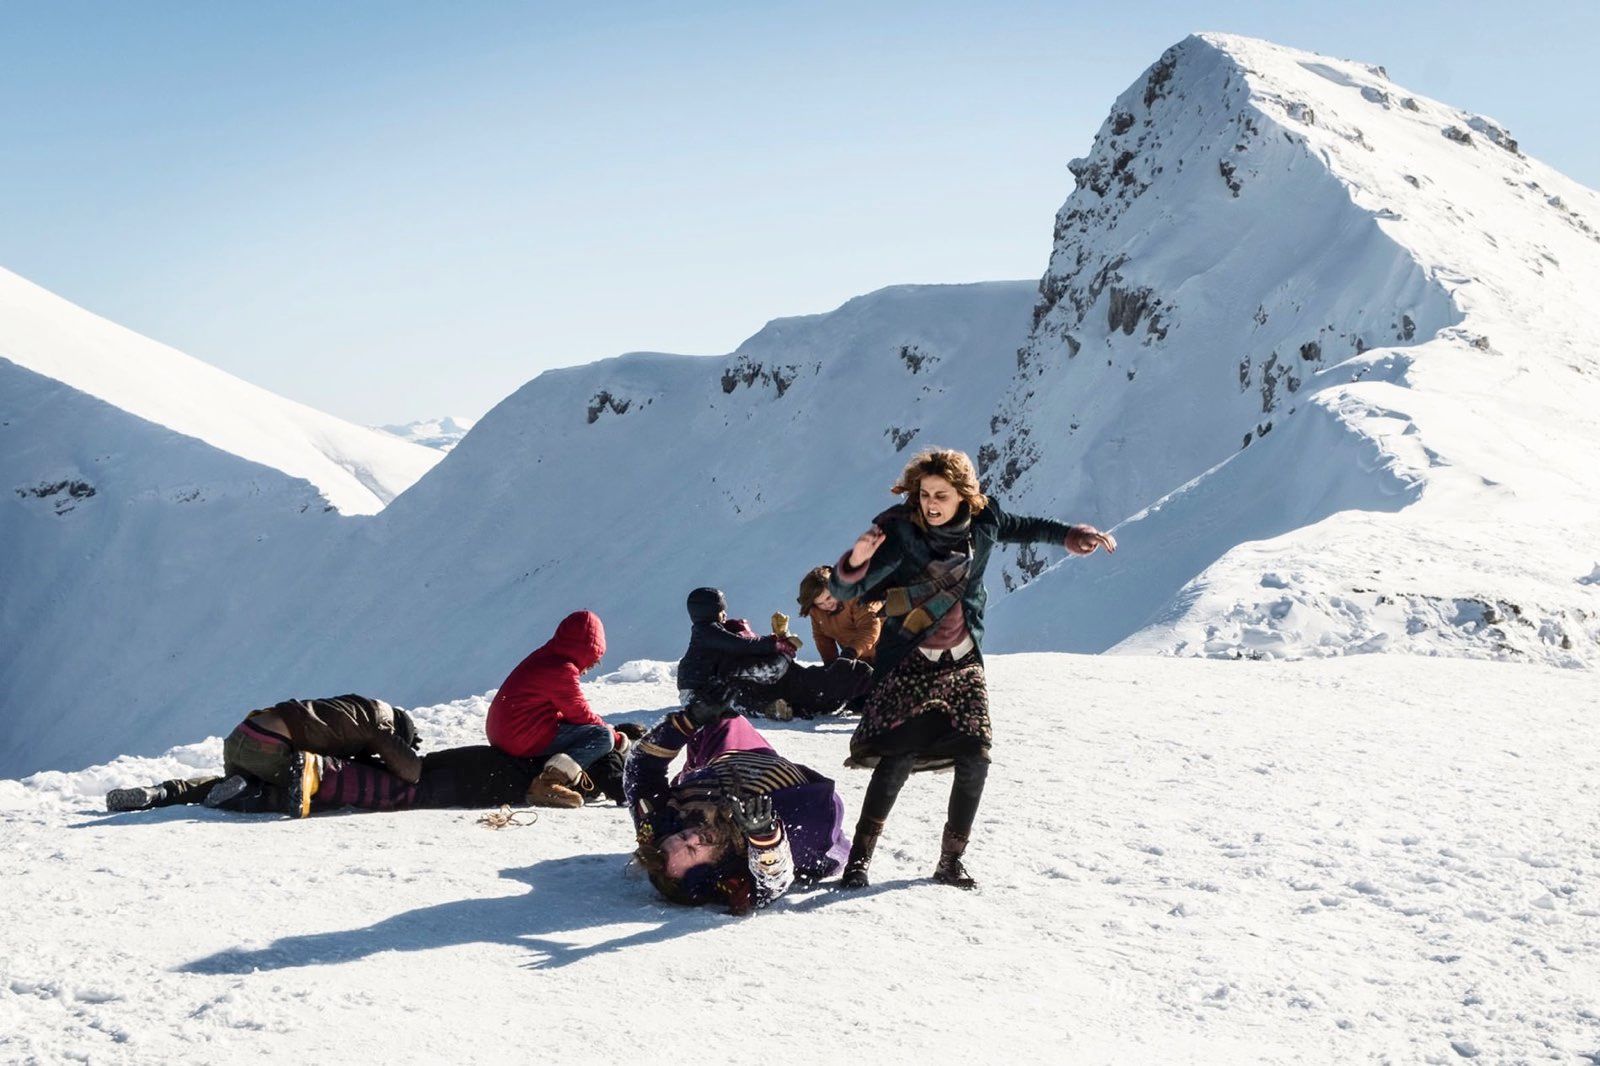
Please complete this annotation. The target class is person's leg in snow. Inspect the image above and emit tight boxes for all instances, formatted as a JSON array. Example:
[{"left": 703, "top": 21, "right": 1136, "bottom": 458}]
[
  {"left": 840, "top": 753, "right": 915, "bottom": 888},
  {"left": 546, "top": 721, "right": 615, "bottom": 771},
  {"left": 105, "top": 776, "right": 222, "bottom": 812},
  {"left": 933, "top": 750, "right": 988, "bottom": 890}
]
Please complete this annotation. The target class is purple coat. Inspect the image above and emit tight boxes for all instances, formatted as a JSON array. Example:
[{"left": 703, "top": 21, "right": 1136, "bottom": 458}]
[{"left": 625, "top": 714, "right": 849, "bottom": 900}]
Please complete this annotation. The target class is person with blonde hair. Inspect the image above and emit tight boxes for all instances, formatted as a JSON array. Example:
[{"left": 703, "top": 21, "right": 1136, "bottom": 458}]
[{"left": 828, "top": 446, "right": 1116, "bottom": 890}]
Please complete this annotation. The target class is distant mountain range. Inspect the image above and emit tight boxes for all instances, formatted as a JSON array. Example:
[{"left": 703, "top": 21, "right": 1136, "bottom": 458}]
[{"left": 375, "top": 417, "right": 477, "bottom": 452}]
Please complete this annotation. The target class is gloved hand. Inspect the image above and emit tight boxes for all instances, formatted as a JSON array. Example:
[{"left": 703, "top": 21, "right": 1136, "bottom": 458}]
[
  {"left": 725, "top": 792, "right": 778, "bottom": 840},
  {"left": 771, "top": 612, "right": 804, "bottom": 652}
]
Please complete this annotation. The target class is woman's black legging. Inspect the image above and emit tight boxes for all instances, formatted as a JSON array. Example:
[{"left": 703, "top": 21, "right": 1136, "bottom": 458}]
[{"left": 857, "top": 715, "right": 990, "bottom": 838}]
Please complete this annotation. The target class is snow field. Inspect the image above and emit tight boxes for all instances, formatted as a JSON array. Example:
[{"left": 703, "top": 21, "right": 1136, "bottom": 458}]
[{"left": 2, "top": 654, "right": 1596, "bottom": 1063}]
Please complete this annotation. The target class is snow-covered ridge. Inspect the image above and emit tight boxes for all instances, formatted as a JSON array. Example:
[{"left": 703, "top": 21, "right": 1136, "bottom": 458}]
[
  {"left": 0, "top": 266, "right": 440, "bottom": 514},
  {"left": 985, "top": 32, "right": 1600, "bottom": 665}
]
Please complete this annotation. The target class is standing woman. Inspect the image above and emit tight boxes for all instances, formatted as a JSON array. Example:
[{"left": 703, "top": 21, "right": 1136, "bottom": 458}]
[{"left": 828, "top": 447, "right": 1116, "bottom": 890}]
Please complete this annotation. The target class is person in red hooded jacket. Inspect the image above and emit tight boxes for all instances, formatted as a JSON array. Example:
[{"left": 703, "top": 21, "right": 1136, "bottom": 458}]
[{"left": 486, "top": 610, "right": 624, "bottom": 807}]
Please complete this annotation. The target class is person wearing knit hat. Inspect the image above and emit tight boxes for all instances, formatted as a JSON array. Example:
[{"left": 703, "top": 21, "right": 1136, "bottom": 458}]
[{"left": 677, "top": 586, "right": 870, "bottom": 722}]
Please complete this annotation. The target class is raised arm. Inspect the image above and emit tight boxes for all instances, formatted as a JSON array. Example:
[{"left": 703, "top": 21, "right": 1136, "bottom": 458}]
[
  {"left": 991, "top": 499, "right": 1117, "bottom": 555},
  {"left": 726, "top": 793, "right": 796, "bottom": 910},
  {"left": 828, "top": 524, "right": 899, "bottom": 602},
  {"left": 622, "top": 711, "right": 695, "bottom": 820}
]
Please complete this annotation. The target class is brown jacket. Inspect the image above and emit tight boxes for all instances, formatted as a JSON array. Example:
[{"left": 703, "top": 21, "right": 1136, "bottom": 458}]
[
  {"left": 251, "top": 694, "right": 423, "bottom": 783},
  {"left": 809, "top": 599, "right": 883, "bottom": 664}
]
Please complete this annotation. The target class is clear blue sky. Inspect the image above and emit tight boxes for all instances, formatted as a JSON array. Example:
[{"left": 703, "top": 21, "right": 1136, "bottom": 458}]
[{"left": 3, "top": 1, "right": 1595, "bottom": 424}]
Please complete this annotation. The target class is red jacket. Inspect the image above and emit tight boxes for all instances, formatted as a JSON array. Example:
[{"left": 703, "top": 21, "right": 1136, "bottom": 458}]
[{"left": 486, "top": 610, "right": 613, "bottom": 758}]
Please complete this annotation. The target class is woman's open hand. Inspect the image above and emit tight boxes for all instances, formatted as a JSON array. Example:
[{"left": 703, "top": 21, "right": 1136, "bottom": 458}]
[
  {"left": 848, "top": 525, "right": 887, "bottom": 568},
  {"left": 1065, "top": 524, "right": 1117, "bottom": 556}
]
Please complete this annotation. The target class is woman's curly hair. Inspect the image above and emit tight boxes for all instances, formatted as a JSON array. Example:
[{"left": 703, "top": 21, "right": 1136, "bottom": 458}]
[{"left": 891, "top": 447, "right": 988, "bottom": 513}]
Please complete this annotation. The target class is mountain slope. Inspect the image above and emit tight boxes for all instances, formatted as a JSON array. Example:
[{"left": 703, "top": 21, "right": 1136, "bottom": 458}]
[
  {"left": 0, "top": 266, "right": 441, "bottom": 775},
  {"left": 983, "top": 32, "right": 1600, "bottom": 664},
  {"left": 6, "top": 32, "right": 1600, "bottom": 777},
  {"left": 0, "top": 266, "right": 440, "bottom": 514}
]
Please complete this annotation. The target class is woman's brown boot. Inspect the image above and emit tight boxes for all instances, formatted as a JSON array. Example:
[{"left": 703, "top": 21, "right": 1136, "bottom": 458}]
[
  {"left": 932, "top": 825, "right": 977, "bottom": 890},
  {"left": 839, "top": 817, "right": 885, "bottom": 889}
]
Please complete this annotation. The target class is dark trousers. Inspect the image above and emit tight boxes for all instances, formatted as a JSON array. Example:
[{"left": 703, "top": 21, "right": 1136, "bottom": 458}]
[
  {"left": 749, "top": 659, "right": 873, "bottom": 717},
  {"left": 143, "top": 776, "right": 224, "bottom": 807},
  {"left": 857, "top": 714, "right": 990, "bottom": 839}
]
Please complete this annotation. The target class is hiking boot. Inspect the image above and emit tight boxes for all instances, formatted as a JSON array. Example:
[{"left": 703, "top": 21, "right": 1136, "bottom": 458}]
[
  {"left": 767, "top": 699, "right": 794, "bottom": 722},
  {"left": 932, "top": 825, "right": 977, "bottom": 890},
  {"left": 527, "top": 753, "right": 584, "bottom": 809},
  {"left": 838, "top": 818, "right": 884, "bottom": 890},
  {"left": 205, "top": 776, "right": 283, "bottom": 814},
  {"left": 106, "top": 784, "right": 166, "bottom": 812},
  {"left": 202, "top": 774, "right": 253, "bottom": 810},
  {"left": 287, "top": 752, "right": 321, "bottom": 818},
  {"left": 526, "top": 769, "right": 583, "bottom": 809}
]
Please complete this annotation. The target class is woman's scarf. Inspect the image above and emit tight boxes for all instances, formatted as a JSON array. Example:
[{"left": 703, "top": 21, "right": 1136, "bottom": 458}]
[{"left": 880, "top": 503, "right": 973, "bottom": 636}]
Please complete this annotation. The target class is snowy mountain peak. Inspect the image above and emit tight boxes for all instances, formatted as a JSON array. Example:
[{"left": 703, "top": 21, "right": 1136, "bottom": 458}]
[{"left": 984, "top": 32, "right": 1600, "bottom": 665}]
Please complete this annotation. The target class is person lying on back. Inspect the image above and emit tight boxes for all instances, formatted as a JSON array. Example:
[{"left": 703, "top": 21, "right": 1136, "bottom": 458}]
[{"left": 625, "top": 705, "right": 848, "bottom": 914}]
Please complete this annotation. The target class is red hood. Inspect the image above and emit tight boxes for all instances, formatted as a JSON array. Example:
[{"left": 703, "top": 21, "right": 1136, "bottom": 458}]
[{"left": 544, "top": 610, "right": 606, "bottom": 670}]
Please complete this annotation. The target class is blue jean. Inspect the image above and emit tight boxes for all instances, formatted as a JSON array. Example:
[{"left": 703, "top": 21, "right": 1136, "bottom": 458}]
[{"left": 547, "top": 722, "right": 615, "bottom": 770}]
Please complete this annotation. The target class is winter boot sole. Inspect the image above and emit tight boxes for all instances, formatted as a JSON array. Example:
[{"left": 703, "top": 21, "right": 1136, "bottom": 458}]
[
  {"left": 106, "top": 785, "right": 164, "bottom": 812},
  {"left": 202, "top": 774, "right": 252, "bottom": 810}
]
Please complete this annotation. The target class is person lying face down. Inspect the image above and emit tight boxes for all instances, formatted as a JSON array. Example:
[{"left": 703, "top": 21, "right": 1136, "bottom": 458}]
[
  {"left": 624, "top": 702, "right": 849, "bottom": 914},
  {"left": 105, "top": 693, "right": 423, "bottom": 817}
]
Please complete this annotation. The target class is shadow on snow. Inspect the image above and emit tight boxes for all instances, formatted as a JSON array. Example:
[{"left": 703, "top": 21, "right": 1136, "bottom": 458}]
[{"left": 177, "top": 855, "right": 915, "bottom": 974}]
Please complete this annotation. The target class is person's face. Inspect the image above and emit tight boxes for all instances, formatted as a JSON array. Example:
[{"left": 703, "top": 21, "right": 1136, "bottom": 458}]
[
  {"left": 812, "top": 590, "right": 840, "bottom": 613},
  {"left": 918, "top": 474, "right": 961, "bottom": 526},
  {"left": 661, "top": 828, "right": 723, "bottom": 878}
]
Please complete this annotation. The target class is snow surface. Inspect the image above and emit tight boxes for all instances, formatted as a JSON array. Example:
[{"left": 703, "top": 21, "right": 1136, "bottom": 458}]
[{"left": 3, "top": 654, "right": 1597, "bottom": 1063}]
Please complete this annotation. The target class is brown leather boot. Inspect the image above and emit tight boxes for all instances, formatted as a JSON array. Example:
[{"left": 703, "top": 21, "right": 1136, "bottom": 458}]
[
  {"left": 525, "top": 754, "right": 584, "bottom": 809},
  {"left": 932, "top": 825, "right": 977, "bottom": 890},
  {"left": 838, "top": 817, "right": 885, "bottom": 889}
]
